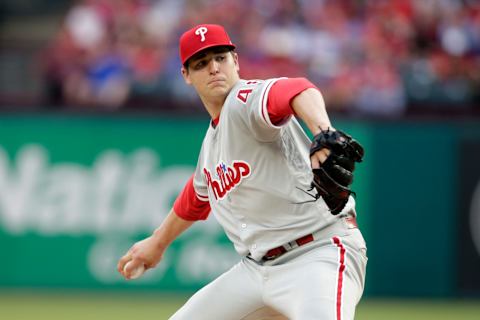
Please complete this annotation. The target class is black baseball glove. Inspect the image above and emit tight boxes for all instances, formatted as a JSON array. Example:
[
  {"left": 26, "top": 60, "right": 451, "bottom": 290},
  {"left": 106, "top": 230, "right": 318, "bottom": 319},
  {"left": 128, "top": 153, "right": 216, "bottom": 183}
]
[{"left": 310, "top": 129, "right": 364, "bottom": 215}]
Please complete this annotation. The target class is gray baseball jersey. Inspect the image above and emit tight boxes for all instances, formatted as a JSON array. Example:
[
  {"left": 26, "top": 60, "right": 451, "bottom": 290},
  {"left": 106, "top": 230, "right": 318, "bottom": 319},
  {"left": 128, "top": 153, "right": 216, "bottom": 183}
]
[
  {"left": 192, "top": 78, "right": 356, "bottom": 261},
  {"left": 171, "top": 78, "right": 366, "bottom": 320}
]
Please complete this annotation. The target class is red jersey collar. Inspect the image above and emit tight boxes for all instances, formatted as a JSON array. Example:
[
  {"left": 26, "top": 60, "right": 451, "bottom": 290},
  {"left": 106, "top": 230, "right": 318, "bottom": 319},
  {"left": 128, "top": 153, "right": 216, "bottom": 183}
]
[{"left": 212, "top": 115, "right": 220, "bottom": 127}]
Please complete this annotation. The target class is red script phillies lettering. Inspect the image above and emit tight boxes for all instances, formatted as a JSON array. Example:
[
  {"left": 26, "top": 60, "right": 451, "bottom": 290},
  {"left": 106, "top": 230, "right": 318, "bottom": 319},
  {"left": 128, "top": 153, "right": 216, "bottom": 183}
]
[{"left": 204, "top": 161, "right": 251, "bottom": 200}]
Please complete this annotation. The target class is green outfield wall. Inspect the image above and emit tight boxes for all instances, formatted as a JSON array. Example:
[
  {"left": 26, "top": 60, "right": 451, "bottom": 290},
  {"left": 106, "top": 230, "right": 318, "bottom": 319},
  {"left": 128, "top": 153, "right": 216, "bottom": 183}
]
[{"left": 0, "top": 114, "right": 479, "bottom": 297}]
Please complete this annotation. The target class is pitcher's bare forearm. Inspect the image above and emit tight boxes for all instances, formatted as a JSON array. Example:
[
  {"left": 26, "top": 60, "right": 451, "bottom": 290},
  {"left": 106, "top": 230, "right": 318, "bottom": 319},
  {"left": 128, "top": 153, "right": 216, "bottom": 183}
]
[
  {"left": 291, "top": 88, "right": 333, "bottom": 167},
  {"left": 291, "top": 88, "right": 333, "bottom": 136},
  {"left": 152, "top": 208, "right": 196, "bottom": 251}
]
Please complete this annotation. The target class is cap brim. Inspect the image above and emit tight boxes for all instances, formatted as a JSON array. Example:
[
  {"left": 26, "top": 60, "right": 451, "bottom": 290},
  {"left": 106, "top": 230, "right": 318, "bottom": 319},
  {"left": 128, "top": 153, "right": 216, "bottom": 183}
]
[{"left": 183, "top": 43, "right": 236, "bottom": 65}]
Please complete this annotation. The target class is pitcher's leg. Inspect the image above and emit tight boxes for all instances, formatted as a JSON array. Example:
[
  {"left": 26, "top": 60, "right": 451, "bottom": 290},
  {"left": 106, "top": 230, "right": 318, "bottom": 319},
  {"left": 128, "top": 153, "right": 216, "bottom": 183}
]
[
  {"left": 266, "top": 236, "right": 367, "bottom": 320},
  {"left": 170, "top": 259, "right": 265, "bottom": 320}
]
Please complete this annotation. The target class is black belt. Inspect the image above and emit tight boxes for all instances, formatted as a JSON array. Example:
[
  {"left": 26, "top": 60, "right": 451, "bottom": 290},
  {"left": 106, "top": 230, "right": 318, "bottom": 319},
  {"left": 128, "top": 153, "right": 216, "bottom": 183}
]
[{"left": 261, "top": 216, "right": 358, "bottom": 261}]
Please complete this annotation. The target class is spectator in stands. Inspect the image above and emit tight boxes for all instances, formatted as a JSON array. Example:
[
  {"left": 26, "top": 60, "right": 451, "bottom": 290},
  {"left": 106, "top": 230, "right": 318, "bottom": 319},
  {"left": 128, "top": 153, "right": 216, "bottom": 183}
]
[{"left": 40, "top": 0, "right": 480, "bottom": 115}]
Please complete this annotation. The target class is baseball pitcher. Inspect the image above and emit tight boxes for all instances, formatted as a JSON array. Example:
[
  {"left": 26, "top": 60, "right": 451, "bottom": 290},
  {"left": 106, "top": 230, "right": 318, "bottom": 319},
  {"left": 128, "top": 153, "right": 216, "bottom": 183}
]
[{"left": 118, "top": 24, "right": 367, "bottom": 320}]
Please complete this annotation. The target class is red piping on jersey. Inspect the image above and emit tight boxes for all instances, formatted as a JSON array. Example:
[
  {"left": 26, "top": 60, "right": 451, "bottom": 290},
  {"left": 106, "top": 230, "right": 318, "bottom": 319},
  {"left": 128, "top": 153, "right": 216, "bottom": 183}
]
[
  {"left": 332, "top": 236, "right": 346, "bottom": 320},
  {"left": 212, "top": 116, "right": 220, "bottom": 127},
  {"left": 260, "top": 80, "right": 275, "bottom": 125}
]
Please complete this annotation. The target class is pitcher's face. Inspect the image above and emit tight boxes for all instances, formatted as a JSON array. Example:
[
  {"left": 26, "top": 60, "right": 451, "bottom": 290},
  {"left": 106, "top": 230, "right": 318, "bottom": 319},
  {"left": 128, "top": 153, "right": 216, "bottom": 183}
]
[{"left": 182, "top": 48, "right": 240, "bottom": 101}]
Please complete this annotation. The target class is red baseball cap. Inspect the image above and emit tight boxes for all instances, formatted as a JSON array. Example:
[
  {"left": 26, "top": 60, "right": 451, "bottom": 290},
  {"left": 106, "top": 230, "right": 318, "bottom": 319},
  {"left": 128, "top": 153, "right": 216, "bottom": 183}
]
[{"left": 179, "top": 24, "right": 236, "bottom": 65}]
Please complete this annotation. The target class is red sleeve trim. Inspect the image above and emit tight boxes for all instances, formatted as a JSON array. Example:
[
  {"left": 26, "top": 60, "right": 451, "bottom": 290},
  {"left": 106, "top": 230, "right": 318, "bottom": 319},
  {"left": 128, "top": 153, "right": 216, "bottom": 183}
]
[
  {"left": 173, "top": 175, "right": 210, "bottom": 221},
  {"left": 267, "top": 77, "right": 318, "bottom": 125},
  {"left": 260, "top": 79, "right": 277, "bottom": 127}
]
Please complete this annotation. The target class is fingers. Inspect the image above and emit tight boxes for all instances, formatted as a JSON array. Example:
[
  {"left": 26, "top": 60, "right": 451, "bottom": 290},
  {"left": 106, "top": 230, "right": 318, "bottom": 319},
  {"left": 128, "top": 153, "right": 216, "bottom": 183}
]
[
  {"left": 117, "top": 242, "right": 160, "bottom": 279},
  {"left": 310, "top": 148, "right": 330, "bottom": 169},
  {"left": 118, "top": 250, "right": 145, "bottom": 279},
  {"left": 123, "top": 259, "right": 144, "bottom": 280},
  {"left": 117, "top": 236, "right": 165, "bottom": 280},
  {"left": 117, "top": 251, "right": 133, "bottom": 276}
]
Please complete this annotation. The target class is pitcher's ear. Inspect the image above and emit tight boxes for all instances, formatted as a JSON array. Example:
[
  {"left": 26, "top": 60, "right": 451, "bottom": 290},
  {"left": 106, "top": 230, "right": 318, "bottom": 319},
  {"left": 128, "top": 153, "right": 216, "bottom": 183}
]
[
  {"left": 232, "top": 52, "right": 240, "bottom": 71},
  {"left": 181, "top": 66, "right": 192, "bottom": 85}
]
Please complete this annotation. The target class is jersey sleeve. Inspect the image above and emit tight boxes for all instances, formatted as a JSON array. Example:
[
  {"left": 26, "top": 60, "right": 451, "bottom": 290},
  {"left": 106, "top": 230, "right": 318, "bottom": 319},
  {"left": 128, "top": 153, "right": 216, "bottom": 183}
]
[
  {"left": 173, "top": 174, "right": 210, "bottom": 221},
  {"left": 267, "top": 77, "right": 318, "bottom": 125},
  {"left": 236, "top": 77, "right": 318, "bottom": 141}
]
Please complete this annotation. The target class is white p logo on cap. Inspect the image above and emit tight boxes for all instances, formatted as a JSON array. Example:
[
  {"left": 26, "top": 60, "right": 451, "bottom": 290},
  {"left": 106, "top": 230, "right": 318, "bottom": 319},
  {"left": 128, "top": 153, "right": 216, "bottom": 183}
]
[{"left": 195, "top": 27, "right": 208, "bottom": 42}]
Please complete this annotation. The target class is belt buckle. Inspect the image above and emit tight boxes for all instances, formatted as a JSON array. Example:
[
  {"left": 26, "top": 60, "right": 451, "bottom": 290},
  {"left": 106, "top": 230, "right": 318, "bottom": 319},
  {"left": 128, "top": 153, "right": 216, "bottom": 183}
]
[
  {"left": 262, "top": 234, "right": 314, "bottom": 261},
  {"left": 283, "top": 240, "right": 298, "bottom": 251}
]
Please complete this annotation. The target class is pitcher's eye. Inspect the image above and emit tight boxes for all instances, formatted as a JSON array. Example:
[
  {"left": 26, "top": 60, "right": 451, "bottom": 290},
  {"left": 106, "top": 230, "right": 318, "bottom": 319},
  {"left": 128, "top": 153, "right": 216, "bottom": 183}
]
[
  {"left": 215, "top": 55, "right": 226, "bottom": 62},
  {"left": 194, "top": 60, "right": 207, "bottom": 70}
]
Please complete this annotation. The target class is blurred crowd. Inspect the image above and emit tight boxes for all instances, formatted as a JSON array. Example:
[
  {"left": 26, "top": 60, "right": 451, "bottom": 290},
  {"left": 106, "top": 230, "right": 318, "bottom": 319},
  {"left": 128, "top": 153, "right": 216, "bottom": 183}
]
[{"left": 41, "top": 0, "right": 480, "bottom": 116}]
